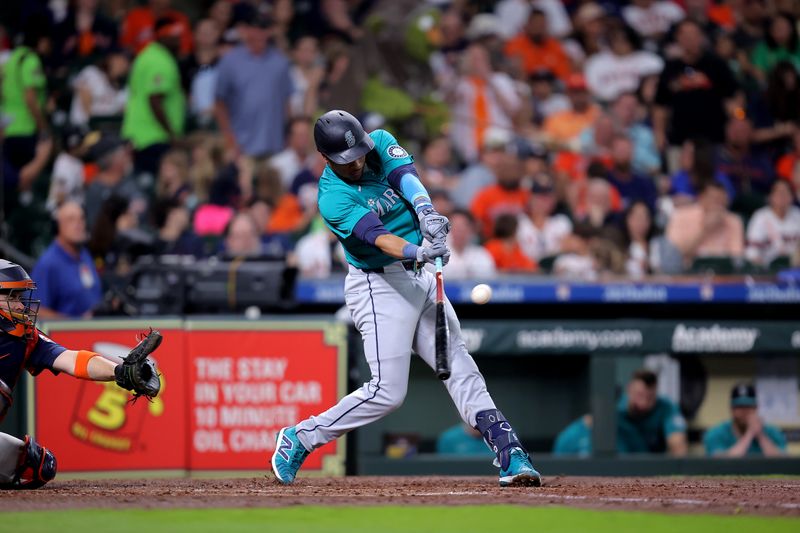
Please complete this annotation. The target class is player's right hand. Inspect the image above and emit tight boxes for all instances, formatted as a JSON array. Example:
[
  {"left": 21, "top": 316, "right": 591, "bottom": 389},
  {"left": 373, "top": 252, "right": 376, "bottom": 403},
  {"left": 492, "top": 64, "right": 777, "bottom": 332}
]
[{"left": 416, "top": 241, "right": 450, "bottom": 266}]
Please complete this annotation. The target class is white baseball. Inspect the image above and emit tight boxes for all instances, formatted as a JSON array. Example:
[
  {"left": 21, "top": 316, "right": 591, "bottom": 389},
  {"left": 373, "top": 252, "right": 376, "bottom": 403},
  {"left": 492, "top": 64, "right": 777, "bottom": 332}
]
[
  {"left": 470, "top": 284, "right": 492, "bottom": 305},
  {"left": 244, "top": 305, "right": 261, "bottom": 320}
]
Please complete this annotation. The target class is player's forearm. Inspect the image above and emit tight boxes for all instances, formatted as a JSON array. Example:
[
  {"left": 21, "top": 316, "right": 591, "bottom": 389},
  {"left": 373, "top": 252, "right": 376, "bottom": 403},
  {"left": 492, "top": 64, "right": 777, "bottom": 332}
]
[
  {"left": 374, "top": 234, "right": 417, "bottom": 260},
  {"left": 398, "top": 172, "right": 433, "bottom": 214},
  {"left": 723, "top": 434, "right": 754, "bottom": 457},
  {"left": 666, "top": 433, "right": 688, "bottom": 457},
  {"left": 52, "top": 349, "right": 118, "bottom": 381},
  {"left": 756, "top": 433, "right": 785, "bottom": 457}
]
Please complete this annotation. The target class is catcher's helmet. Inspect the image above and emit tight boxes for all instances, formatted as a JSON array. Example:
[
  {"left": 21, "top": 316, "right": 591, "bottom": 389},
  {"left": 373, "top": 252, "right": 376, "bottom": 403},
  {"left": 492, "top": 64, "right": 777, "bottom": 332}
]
[
  {"left": 314, "top": 110, "right": 375, "bottom": 165},
  {"left": 0, "top": 259, "right": 39, "bottom": 339}
]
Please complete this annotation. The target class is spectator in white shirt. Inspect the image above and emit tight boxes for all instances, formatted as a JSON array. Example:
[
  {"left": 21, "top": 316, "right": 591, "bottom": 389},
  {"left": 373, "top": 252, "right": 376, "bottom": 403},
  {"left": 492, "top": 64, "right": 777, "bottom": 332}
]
[
  {"left": 746, "top": 180, "right": 800, "bottom": 266},
  {"left": 623, "top": 0, "right": 685, "bottom": 44},
  {"left": 269, "top": 116, "right": 314, "bottom": 189},
  {"left": 585, "top": 24, "right": 664, "bottom": 103},
  {"left": 46, "top": 126, "right": 87, "bottom": 213},
  {"left": 69, "top": 48, "right": 129, "bottom": 127},
  {"left": 446, "top": 43, "right": 521, "bottom": 164},
  {"left": 445, "top": 209, "right": 497, "bottom": 280},
  {"left": 624, "top": 200, "right": 660, "bottom": 278},
  {"left": 517, "top": 172, "right": 572, "bottom": 262}
]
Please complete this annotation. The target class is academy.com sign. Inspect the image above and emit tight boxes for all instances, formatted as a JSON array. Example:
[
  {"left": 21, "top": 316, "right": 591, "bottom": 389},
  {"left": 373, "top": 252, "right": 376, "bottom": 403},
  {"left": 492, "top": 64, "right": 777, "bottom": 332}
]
[
  {"left": 671, "top": 324, "right": 760, "bottom": 353},
  {"left": 516, "top": 328, "right": 643, "bottom": 351}
]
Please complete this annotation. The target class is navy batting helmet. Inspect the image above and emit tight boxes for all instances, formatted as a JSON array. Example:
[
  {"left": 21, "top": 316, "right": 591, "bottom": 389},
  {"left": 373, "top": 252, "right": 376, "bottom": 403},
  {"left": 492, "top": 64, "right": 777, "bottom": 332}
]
[
  {"left": 314, "top": 110, "right": 375, "bottom": 165},
  {"left": 0, "top": 259, "right": 39, "bottom": 339}
]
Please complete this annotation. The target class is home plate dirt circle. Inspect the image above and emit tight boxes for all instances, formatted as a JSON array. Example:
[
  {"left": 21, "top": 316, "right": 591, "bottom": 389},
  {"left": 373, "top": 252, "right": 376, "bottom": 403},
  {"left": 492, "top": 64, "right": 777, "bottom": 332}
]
[{"left": 1, "top": 477, "right": 799, "bottom": 516}]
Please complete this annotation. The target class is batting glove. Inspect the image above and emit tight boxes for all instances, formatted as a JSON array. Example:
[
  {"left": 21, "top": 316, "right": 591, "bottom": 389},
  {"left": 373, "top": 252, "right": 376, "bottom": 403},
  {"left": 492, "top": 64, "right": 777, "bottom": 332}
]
[
  {"left": 418, "top": 208, "right": 450, "bottom": 243},
  {"left": 416, "top": 240, "right": 450, "bottom": 266}
]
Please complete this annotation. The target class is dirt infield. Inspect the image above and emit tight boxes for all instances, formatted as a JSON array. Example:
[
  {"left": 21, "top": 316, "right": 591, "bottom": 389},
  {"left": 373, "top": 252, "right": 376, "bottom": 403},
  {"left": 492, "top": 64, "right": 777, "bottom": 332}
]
[{"left": 1, "top": 476, "right": 799, "bottom": 516}]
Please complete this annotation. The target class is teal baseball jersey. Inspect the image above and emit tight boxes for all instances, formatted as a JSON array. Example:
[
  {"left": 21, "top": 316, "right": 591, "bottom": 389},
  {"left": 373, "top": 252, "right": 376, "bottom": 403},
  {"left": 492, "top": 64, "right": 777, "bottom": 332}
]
[
  {"left": 616, "top": 394, "right": 687, "bottom": 453},
  {"left": 318, "top": 129, "right": 422, "bottom": 269},
  {"left": 703, "top": 420, "right": 787, "bottom": 456}
]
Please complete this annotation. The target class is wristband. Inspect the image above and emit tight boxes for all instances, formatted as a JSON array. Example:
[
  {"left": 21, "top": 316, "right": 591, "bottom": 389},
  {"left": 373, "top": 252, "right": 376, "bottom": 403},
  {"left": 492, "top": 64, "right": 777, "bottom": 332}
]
[
  {"left": 74, "top": 350, "right": 99, "bottom": 380},
  {"left": 402, "top": 243, "right": 420, "bottom": 260}
]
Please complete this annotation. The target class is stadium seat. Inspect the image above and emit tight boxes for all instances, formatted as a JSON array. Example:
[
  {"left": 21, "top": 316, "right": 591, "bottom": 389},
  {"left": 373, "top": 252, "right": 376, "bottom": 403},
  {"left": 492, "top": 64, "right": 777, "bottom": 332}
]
[
  {"left": 689, "top": 256, "right": 736, "bottom": 275},
  {"left": 538, "top": 254, "right": 559, "bottom": 274},
  {"left": 769, "top": 255, "right": 791, "bottom": 273}
]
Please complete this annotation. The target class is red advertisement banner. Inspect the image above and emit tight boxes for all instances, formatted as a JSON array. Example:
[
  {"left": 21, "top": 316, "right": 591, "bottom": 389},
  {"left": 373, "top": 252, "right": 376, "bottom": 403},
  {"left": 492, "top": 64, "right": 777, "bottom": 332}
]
[
  {"left": 34, "top": 321, "right": 346, "bottom": 474},
  {"left": 35, "top": 326, "right": 187, "bottom": 471},
  {"left": 186, "top": 327, "right": 343, "bottom": 471}
]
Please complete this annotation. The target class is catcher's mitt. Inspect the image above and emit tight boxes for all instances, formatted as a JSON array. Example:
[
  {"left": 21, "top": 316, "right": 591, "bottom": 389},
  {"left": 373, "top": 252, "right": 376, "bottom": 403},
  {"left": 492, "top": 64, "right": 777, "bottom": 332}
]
[{"left": 114, "top": 328, "right": 163, "bottom": 401}]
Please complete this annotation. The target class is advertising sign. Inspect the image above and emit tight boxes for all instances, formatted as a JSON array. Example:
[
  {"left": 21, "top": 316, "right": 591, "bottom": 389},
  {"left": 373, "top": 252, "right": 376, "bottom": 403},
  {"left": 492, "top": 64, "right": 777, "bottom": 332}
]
[{"left": 35, "top": 320, "right": 186, "bottom": 471}]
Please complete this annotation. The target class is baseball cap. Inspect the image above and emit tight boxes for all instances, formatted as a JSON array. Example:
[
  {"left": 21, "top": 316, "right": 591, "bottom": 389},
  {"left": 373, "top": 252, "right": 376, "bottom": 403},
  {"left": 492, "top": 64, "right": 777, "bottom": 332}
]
[
  {"left": 531, "top": 173, "right": 555, "bottom": 194},
  {"left": 81, "top": 131, "right": 127, "bottom": 162},
  {"left": 565, "top": 73, "right": 588, "bottom": 91},
  {"left": 466, "top": 14, "right": 503, "bottom": 40},
  {"left": 730, "top": 383, "right": 757, "bottom": 407},
  {"left": 482, "top": 127, "right": 512, "bottom": 151},
  {"left": 529, "top": 68, "right": 556, "bottom": 84},
  {"left": 239, "top": 4, "right": 272, "bottom": 28}
]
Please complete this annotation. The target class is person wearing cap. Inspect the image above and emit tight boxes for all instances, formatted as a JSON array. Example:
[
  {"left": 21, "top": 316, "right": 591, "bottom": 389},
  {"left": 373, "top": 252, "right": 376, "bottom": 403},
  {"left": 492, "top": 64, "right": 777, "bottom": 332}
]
[
  {"left": 542, "top": 73, "right": 601, "bottom": 147},
  {"left": 703, "top": 383, "right": 787, "bottom": 457},
  {"left": 517, "top": 172, "right": 572, "bottom": 262},
  {"left": 82, "top": 132, "right": 142, "bottom": 227},
  {"left": 214, "top": 7, "right": 292, "bottom": 161},
  {"left": 121, "top": 15, "right": 186, "bottom": 177},
  {"left": 528, "top": 68, "right": 570, "bottom": 125},
  {"left": 120, "top": 0, "right": 193, "bottom": 56}
]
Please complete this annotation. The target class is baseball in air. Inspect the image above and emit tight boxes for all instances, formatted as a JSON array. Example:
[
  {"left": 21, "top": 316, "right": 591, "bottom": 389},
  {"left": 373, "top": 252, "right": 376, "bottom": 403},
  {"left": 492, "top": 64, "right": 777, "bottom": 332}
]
[
  {"left": 244, "top": 305, "right": 261, "bottom": 320},
  {"left": 470, "top": 284, "right": 492, "bottom": 305}
]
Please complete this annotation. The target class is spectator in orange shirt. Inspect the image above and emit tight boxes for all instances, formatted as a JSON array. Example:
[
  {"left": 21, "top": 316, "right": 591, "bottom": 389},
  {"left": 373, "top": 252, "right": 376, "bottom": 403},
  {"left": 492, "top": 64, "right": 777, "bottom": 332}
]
[
  {"left": 470, "top": 154, "right": 531, "bottom": 239},
  {"left": 666, "top": 181, "right": 745, "bottom": 267},
  {"left": 121, "top": 0, "right": 192, "bottom": 56},
  {"left": 543, "top": 74, "right": 601, "bottom": 147},
  {"left": 776, "top": 129, "right": 800, "bottom": 181},
  {"left": 504, "top": 8, "right": 571, "bottom": 81},
  {"left": 484, "top": 214, "right": 538, "bottom": 273}
]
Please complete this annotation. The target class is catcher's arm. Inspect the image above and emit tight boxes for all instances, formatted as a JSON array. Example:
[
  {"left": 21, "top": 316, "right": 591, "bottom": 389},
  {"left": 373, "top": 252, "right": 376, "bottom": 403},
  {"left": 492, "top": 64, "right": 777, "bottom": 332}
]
[{"left": 52, "top": 329, "right": 163, "bottom": 400}]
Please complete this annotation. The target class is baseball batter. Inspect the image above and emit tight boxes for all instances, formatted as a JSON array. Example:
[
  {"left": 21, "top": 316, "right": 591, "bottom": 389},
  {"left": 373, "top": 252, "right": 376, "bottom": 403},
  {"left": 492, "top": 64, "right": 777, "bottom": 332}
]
[
  {"left": 271, "top": 110, "right": 541, "bottom": 487},
  {"left": 0, "top": 259, "right": 162, "bottom": 489}
]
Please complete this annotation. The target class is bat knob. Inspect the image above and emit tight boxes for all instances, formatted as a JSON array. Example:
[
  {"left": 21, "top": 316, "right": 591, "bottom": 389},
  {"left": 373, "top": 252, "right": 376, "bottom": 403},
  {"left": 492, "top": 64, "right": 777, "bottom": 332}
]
[{"left": 436, "top": 370, "right": 451, "bottom": 381}]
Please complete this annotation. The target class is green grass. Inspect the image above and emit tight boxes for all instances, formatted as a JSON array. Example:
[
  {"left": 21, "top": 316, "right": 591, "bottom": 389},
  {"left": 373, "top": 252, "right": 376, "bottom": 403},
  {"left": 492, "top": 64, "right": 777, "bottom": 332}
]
[{"left": 2, "top": 506, "right": 798, "bottom": 533}]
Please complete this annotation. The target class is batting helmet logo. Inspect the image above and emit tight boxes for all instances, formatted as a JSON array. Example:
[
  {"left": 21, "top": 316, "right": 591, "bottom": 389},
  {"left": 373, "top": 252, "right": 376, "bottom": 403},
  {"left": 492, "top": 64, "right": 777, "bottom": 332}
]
[{"left": 344, "top": 130, "right": 356, "bottom": 148}]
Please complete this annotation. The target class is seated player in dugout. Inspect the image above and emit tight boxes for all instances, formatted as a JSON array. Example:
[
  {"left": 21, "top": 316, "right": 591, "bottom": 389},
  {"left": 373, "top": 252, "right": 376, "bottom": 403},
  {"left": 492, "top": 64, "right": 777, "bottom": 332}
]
[
  {"left": 553, "top": 369, "right": 688, "bottom": 456},
  {"left": 703, "top": 383, "right": 787, "bottom": 457},
  {"left": 270, "top": 110, "right": 541, "bottom": 487},
  {"left": 0, "top": 260, "right": 162, "bottom": 489}
]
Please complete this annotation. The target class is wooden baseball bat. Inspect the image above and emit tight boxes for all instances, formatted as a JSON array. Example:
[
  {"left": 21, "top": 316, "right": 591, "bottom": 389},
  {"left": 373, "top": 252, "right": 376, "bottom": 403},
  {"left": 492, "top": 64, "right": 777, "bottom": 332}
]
[{"left": 434, "top": 257, "right": 450, "bottom": 380}]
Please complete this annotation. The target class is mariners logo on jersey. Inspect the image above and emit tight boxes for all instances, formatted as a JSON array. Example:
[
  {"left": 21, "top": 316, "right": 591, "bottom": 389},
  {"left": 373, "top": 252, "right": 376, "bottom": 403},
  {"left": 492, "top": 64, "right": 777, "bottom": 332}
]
[
  {"left": 386, "top": 145, "right": 408, "bottom": 159},
  {"left": 366, "top": 188, "right": 402, "bottom": 217}
]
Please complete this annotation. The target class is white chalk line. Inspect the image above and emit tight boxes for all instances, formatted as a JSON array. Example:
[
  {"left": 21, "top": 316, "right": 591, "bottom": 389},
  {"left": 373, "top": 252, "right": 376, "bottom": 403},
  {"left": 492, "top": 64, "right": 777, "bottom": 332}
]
[{"left": 411, "top": 491, "right": 800, "bottom": 510}]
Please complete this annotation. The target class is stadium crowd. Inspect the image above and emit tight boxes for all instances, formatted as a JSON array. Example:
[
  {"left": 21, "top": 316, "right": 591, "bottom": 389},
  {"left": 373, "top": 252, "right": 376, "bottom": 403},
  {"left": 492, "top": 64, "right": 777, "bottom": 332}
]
[{"left": 2, "top": 0, "right": 800, "bottom": 315}]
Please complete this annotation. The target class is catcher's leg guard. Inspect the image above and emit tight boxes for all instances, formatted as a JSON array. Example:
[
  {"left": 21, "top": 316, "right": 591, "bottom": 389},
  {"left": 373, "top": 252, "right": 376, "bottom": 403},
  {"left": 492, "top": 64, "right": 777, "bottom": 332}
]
[{"left": 0, "top": 434, "right": 57, "bottom": 489}]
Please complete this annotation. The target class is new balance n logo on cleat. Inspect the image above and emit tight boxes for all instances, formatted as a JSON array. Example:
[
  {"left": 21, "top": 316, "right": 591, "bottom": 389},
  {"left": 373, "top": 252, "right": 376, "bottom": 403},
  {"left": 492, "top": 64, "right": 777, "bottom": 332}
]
[{"left": 277, "top": 433, "right": 293, "bottom": 461}]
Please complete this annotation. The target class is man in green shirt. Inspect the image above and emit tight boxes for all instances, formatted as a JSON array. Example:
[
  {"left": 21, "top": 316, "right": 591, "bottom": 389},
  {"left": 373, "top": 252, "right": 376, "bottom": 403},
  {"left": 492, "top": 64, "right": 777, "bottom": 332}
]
[
  {"left": 553, "top": 370, "right": 688, "bottom": 456},
  {"left": 121, "top": 15, "right": 185, "bottom": 179},
  {"left": 1, "top": 14, "right": 52, "bottom": 209},
  {"left": 704, "top": 383, "right": 787, "bottom": 457}
]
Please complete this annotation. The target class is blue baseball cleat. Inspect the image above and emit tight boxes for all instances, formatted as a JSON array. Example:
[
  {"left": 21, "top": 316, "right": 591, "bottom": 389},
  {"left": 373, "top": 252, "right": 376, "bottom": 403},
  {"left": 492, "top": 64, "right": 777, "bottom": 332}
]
[
  {"left": 499, "top": 447, "right": 542, "bottom": 487},
  {"left": 271, "top": 426, "right": 310, "bottom": 485}
]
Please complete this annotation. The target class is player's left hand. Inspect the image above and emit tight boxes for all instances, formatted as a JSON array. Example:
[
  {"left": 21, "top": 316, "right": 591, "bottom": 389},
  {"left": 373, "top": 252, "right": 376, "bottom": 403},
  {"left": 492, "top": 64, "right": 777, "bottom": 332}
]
[
  {"left": 419, "top": 208, "right": 450, "bottom": 243},
  {"left": 115, "top": 329, "right": 163, "bottom": 401}
]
